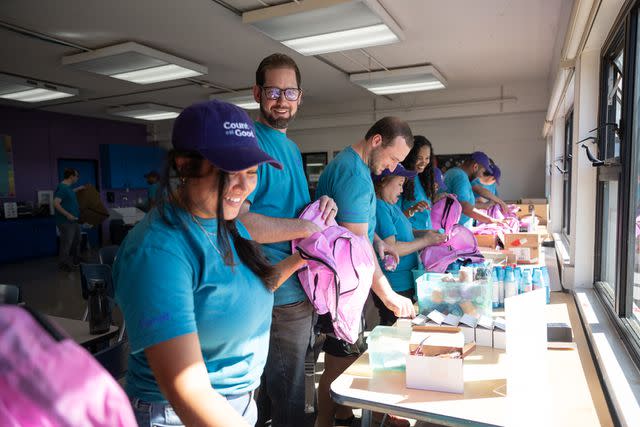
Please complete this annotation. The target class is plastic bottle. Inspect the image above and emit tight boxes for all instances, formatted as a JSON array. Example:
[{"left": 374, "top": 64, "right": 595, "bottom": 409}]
[
  {"left": 88, "top": 279, "right": 111, "bottom": 335},
  {"left": 541, "top": 266, "right": 551, "bottom": 304},
  {"left": 514, "top": 267, "right": 523, "bottom": 294},
  {"left": 522, "top": 269, "right": 533, "bottom": 293},
  {"left": 504, "top": 267, "right": 517, "bottom": 299},
  {"left": 498, "top": 267, "right": 505, "bottom": 308},
  {"left": 532, "top": 268, "right": 543, "bottom": 291},
  {"left": 492, "top": 268, "right": 500, "bottom": 309}
]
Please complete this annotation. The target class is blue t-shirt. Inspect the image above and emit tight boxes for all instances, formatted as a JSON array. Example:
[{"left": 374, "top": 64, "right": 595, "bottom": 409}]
[
  {"left": 399, "top": 177, "right": 432, "bottom": 230},
  {"left": 247, "top": 121, "right": 311, "bottom": 306},
  {"left": 113, "top": 207, "right": 273, "bottom": 402},
  {"left": 471, "top": 178, "right": 498, "bottom": 197},
  {"left": 54, "top": 183, "right": 79, "bottom": 225},
  {"left": 316, "top": 147, "right": 376, "bottom": 242},
  {"left": 375, "top": 199, "right": 418, "bottom": 292},
  {"left": 444, "top": 167, "right": 475, "bottom": 228}
]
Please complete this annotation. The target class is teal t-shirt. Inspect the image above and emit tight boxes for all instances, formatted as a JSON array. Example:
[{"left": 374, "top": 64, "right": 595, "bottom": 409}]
[
  {"left": 444, "top": 167, "right": 475, "bottom": 228},
  {"left": 113, "top": 207, "right": 273, "bottom": 402},
  {"left": 148, "top": 182, "right": 159, "bottom": 201},
  {"left": 375, "top": 199, "right": 418, "bottom": 292},
  {"left": 471, "top": 178, "right": 498, "bottom": 197},
  {"left": 316, "top": 147, "right": 376, "bottom": 242},
  {"left": 54, "top": 183, "right": 79, "bottom": 225},
  {"left": 247, "top": 121, "right": 311, "bottom": 306},
  {"left": 399, "top": 177, "right": 432, "bottom": 230}
]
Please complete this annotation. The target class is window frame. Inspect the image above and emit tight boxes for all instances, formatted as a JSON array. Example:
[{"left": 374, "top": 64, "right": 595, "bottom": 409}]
[
  {"left": 593, "top": 1, "right": 640, "bottom": 366},
  {"left": 562, "top": 109, "right": 573, "bottom": 237}
]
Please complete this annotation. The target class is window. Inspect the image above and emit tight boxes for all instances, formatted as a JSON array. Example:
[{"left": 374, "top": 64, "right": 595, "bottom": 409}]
[
  {"left": 302, "top": 152, "right": 328, "bottom": 199},
  {"left": 594, "top": 5, "right": 640, "bottom": 363},
  {"left": 562, "top": 110, "right": 573, "bottom": 236}
]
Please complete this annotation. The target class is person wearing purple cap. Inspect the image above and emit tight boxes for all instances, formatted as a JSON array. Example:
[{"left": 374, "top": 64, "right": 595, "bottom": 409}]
[
  {"left": 236, "top": 53, "right": 337, "bottom": 427},
  {"left": 472, "top": 160, "right": 508, "bottom": 211},
  {"left": 373, "top": 165, "right": 447, "bottom": 325},
  {"left": 113, "top": 100, "right": 307, "bottom": 427},
  {"left": 144, "top": 170, "right": 160, "bottom": 208},
  {"left": 444, "top": 151, "right": 504, "bottom": 228}
]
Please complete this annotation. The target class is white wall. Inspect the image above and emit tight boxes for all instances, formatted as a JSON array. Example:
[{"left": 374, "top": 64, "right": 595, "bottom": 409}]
[{"left": 290, "top": 110, "right": 546, "bottom": 201}]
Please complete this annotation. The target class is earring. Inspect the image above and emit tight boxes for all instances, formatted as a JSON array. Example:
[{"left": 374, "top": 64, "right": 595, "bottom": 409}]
[{"left": 180, "top": 177, "right": 187, "bottom": 186}]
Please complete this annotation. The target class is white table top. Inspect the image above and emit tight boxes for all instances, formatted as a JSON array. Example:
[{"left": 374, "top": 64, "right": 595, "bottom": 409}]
[
  {"left": 47, "top": 315, "right": 118, "bottom": 347},
  {"left": 331, "top": 292, "right": 613, "bottom": 426}
]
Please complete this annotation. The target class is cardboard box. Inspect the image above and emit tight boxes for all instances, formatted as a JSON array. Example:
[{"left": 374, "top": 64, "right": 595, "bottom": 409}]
[
  {"left": 480, "top": 249, "right": 517, "bottom": 266},
  {"left": 475, "top": 234, "right": 499, "bottom": 249},
  {"left": 406, "top": 329, "right": 475, "bottom": 394},
  {"left": 493, "top": 317, "right": 506, "bottom": 349},
  {"left": 475, "top": 315, "right": 494, "bottom": 347},
  {"left": 76, "top": 185, "right": 109, "bottom": 226},
  {"left": 503, "top": 232, "right": 542, "bottom": 264},
  {"left": 459, "top": 314, "right": 477, "bottom": 344},
  {"left": 514, "top": 203, "right": 549, "bottom": 225}
]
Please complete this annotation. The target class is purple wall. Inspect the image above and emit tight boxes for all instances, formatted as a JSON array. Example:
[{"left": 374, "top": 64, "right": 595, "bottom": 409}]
[{"left": 0, "top": 105, "right": 147, "bottom": 204}]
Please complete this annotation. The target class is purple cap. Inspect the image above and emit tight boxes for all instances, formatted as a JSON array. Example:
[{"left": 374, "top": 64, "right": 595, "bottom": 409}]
[
  {"left": 373, "top": 163, "right": 417, "bottom": 182},
  {"left": 172, "top": 100, "right": 282, "bottom": 172},
  {"left": 434, "top": 167, "right": 447, "bottom": 191},
  {"left": 491, "top": 164, "right": 501, "bottom": 184},
  {"left": 144, "top": 170, "right": 159, "bottom": 178},
  {"left": 470, "top": 151, "right": 492, "bottom": 172}
]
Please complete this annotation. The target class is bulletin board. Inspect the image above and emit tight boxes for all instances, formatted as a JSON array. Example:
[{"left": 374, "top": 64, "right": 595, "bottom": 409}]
[
  {"left": 0, "top": 135, "right": 15, "bottom": 198},
  {"left": 435, "top": 153, "right": 471, "bottom": 173}
]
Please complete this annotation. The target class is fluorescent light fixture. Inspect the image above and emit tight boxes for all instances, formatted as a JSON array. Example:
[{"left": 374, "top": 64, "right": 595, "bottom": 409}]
[
  {"left": 211, "top": 91, "right": 260, "bottom": 110},
  {"left": 108, "top": 103, "right": 181, "bottom": 121},
  {"left": 62, "top": 42, "right": 207, "bottom": 84},
  {"left": 243, "top": 0, "right": 403, "bottom": 56},
  {"left": 0, "top": 73, "right": 78, "bottom": 103},
  {"left": 350, "top": 65, "right": 447, "bottom": 95}
]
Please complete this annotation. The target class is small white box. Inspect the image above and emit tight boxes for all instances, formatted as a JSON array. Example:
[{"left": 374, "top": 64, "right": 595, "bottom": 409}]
[
  {"left": 406, "top": 330, "right": 475, "bottom": 394},
  {"left": 493, "top": 317, "right": 506, "bottom": 349},
  {"left": 426, "top": 310, "right": 446, "bottom": 325},
  {"left": 475, "top": 315, "right": 495, "bottom": 347},
  {"left": 459, "top": 313, "right": 478, "bottom": 344}
]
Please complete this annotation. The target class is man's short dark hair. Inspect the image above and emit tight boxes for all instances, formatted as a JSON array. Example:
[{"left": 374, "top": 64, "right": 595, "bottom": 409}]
[
  {"left": 63, "top": 168, "right": 78, "bottom": 179},
  {"left": 255, "top": 53, "right": 302, "bottom": 88},
  {"left": 365, "top": 116, "right": 413, "bottom": 148}
]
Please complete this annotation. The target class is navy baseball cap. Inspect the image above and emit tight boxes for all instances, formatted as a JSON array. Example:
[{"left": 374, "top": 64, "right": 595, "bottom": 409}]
[
  {"left": 470, "top": 151, "right": 492, "bottom": 172},
  {"left": 434, "top": 167, "right": 447, "bottom": 191},
  {"left": 172, "top": 100, "right": 282, "bottom": 172},
  {"left": 373, "top": 163, "right": 417, "bottom": 182},
  {"left": 491, "top": 164, "right": 501, "bottom": 184},
  {"left": 144, "top": 170, "right": 159, "bottom": 178}
]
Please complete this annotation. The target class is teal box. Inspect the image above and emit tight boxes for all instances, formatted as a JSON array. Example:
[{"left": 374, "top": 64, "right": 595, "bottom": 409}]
[
  {"left": 367, "top": 325, "right": 412, "bottom": 371},
  {"left": 413, "top": 271, "right": 493, "bottom": 318}
]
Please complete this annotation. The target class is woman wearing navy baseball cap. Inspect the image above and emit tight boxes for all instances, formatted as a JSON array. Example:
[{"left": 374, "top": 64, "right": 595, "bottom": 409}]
[{"left": 113, "top": 100, "right": 306, "bottom": 427}]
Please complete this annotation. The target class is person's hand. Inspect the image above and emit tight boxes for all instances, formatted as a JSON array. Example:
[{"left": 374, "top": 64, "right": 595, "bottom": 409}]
[
  {"left": 67, "top": 214, "right": 78, "bottom": 221},
  {"left": 407, "top": 201, "right": 429, "bottom": 217},
  {"left": 375, "top": 239, "right": 399, "bottom": 264},
  {"left": 75, "top": 185, "right": 86, "bottom": 191},
  {"left": 498, "top": 199, "right": 508, "bottom": 212},
  {"left": 317, "top": 195, "right": 338, "bottom": 224},
  {"left": 381, "top": 291, "right": 415, "bottom": 318},
  {"left": 433, "top": 192, "right": 447, "bottom": 202},
  {"left": 421, "top": 230, "right": 447, "bottom": 246},
  {"left": 299, "top": 219, "right": 323, "bottom": 238},
  {"left": 491, "top": 217, "right": 507, "bottom": 225}
]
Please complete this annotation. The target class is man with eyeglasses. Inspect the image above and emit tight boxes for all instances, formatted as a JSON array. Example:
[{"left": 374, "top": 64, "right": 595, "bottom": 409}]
[{"left": 239, "top": 53, "right": 337, "bottom": 427}]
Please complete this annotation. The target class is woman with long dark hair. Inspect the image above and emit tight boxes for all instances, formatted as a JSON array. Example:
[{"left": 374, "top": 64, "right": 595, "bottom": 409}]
[
  {"left": 399, "top": 135, "right": 442, "bottom": 230},
  {"left": 114, "top": 101, "right": 306, "bottom": 427}
]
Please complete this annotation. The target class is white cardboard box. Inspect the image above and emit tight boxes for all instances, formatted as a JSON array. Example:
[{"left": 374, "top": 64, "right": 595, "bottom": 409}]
[
  {"left": 493, "top": 317, "right": 506, "bottom": 349},
  {"left": 475, "top": 315, "right": 495, "bottom": 347},
  {"left": 459, "top": 313, "right": 477, "bottom": 344},
  {"left": 405, "top": 330, "right": 475, "bottom": 394}
]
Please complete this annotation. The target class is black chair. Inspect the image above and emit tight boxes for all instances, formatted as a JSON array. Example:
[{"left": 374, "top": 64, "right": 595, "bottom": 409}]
[
  {"left": 79, "top": 263, "right": 125, "bottom": 342},
  {"left": 0, "top": 284, "right": 21, "bottom": 304},
  {"left": 98, "top": 245, "right": 119, "bottom": 266},
  {"left": 93, "top": 339, "right": 130, "bottom": 380}
]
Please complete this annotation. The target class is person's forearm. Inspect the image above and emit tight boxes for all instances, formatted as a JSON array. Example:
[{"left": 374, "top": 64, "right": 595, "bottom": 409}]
[
  {"left": 53, "top": 201, "right": 73, "bottom": 219},
  {"left": 272, "top": 253, "right": 307, "bottom": 290},
  {"left": 392, "top": 239, "right": 429, "bottom": 257},
  {"left": 461, "top": 202, "right": 493, "bottom": 224},
  {"left": 240, "top": 212, "right": 310, "bottom": 244},
  {"left": 472, "top": 185, "right": 504, "bottom": 206}
]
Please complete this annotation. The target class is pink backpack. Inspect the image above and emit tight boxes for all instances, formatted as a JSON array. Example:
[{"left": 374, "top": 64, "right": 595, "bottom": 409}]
[
  {"left": 430, "top": 194, "right": 462, "bottom": 234},
  {"left": 292, "top": 201, "right": 375, "bottom": 344},
  {"left": 0, "top": 305, "right": 136, "bottom": 427},
  {"left": 420, "top": 225, "right": 485, "bottom": 273}
]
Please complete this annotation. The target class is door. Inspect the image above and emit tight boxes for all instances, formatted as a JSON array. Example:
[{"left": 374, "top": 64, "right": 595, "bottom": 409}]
[{"left": 57, "top": 158, "right": 101, "bottom": 248}]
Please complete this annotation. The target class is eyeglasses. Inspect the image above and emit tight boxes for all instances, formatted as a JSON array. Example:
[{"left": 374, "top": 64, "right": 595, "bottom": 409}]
[{"left": 261, "top": 86, "right": 302, "bottom": 101}]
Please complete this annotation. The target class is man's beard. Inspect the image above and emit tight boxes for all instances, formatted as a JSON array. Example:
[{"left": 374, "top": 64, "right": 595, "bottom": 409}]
[
  {"left": 260, "top": 103, "right": 296, "bottom": 130},
  {"left": 367, "top": 146, "right": 385, "bottom": 175}
]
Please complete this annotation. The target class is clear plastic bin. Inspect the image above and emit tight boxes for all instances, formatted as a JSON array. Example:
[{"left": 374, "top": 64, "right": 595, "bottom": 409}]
[
  {"left": 367, "top": 325, "right": 411, "bottom": 371},
  {"left": 414, "top": 271, "right": 492, "bottom": 318}
]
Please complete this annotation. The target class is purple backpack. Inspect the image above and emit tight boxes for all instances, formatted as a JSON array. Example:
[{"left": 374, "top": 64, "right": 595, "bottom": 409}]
[
  {"left": 430, "top": 194, "right": 462, "bottom": 234},
  {"left": 292, "top": 201, "right": 375, "bottom": 344},
  {"left": 420, "top": 225, "right": 485, "bottom": 272},
  {"left": 0, "top": 305, "right": 136, "bottom": 427}
]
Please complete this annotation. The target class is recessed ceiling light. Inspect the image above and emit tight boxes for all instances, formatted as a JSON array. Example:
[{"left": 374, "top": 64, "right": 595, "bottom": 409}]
[
  {"left": 62, "top": 42, "right": 207, "bottom": 84},
  {"left": 349, "top": 65, "right": 447, "bottom": 95},
  {"left": 0, "top": 73, "right": 78, "bottom": 103},
  {"left": 243, "top": 0, "right": 403, "bottom": 56},
  {"left": 108, "top": 103, "right": 181, "bottom": 121},
  {"left": 211, "top": 91, "right": 260, "bottom": 110}
]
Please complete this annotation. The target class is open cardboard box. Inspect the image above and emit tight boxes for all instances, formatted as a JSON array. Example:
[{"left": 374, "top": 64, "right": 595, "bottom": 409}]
[
  {"left": 475, "top": 233, "right": 499, "bottom": 249},
  {"left": 503, "top": 232, "right": 542, "bottom": 264},
  {"left": 406, "top": 327, "right": 476, "bottom": 393},
  {"left": 513, "top": 203, "right": 549, "bottom": 225}
]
